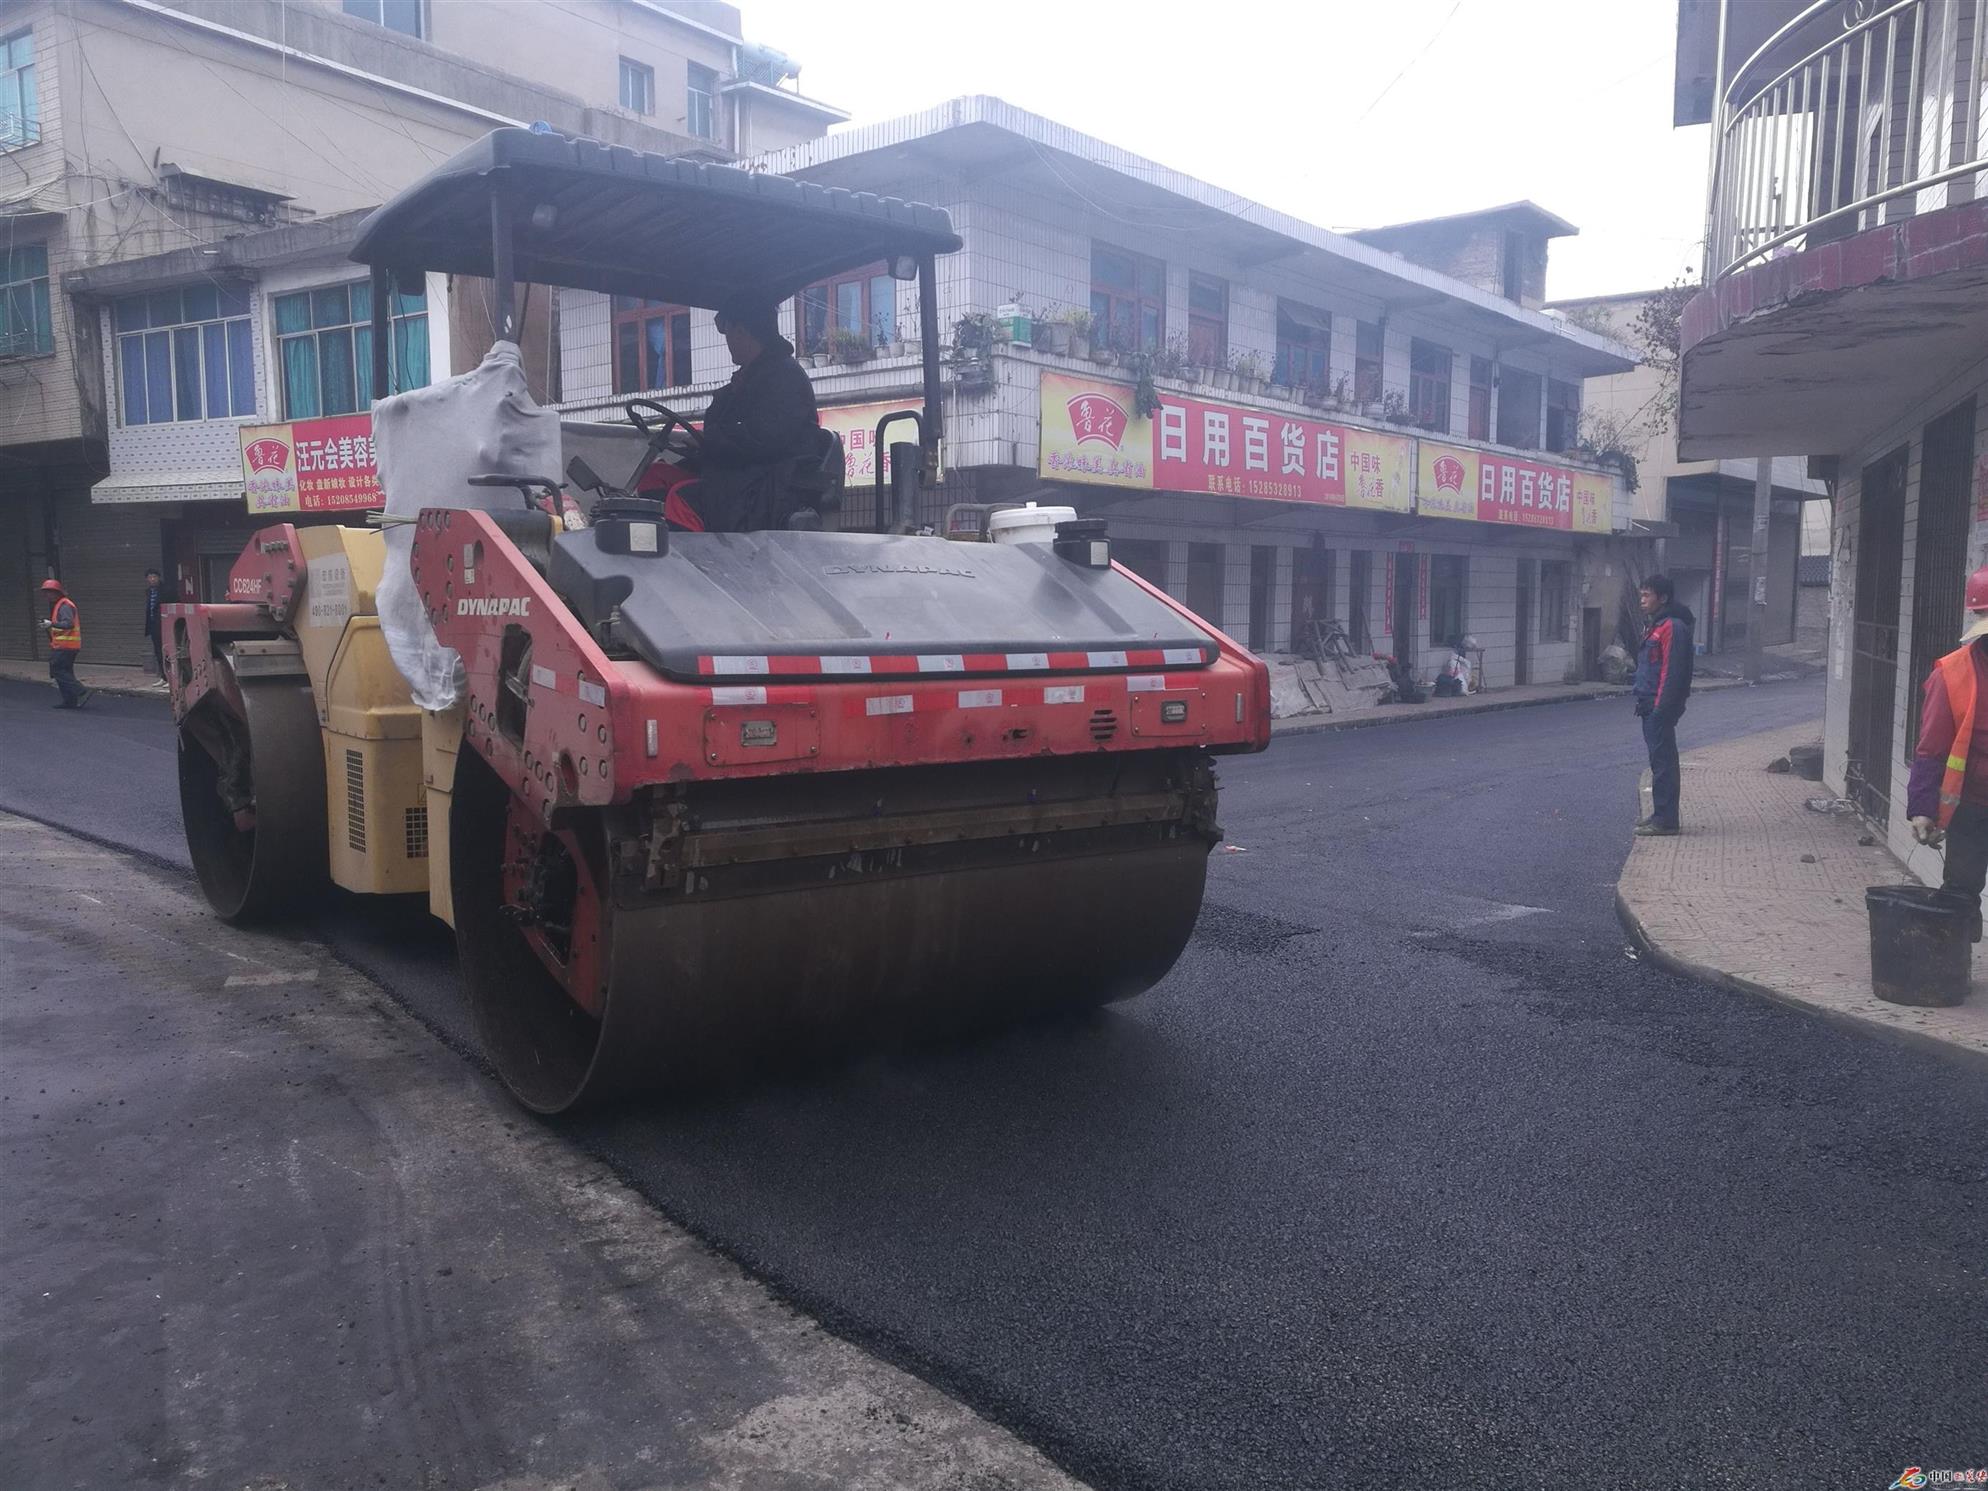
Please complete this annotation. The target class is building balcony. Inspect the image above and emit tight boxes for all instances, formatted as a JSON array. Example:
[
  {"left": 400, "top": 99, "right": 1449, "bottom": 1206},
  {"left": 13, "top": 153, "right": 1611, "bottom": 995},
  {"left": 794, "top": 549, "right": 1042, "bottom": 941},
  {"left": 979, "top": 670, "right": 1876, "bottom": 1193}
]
[{"left": 1678, "top": 0, "right": 1988, "bottom": 457}]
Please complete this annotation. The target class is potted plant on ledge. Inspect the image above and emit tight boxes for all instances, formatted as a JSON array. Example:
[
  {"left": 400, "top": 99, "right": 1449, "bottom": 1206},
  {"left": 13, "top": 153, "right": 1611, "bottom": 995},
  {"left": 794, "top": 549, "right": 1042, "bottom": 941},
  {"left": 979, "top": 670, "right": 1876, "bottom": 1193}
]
[
  {"left": 1063, "top": 309, "right": 1094, "bottom": 361},
  {"left": 1232, "top": 352, "right": 1267, "bottom": 398},
  {"left": 829, "top": 327, "right": 873, "bottom": 366}
]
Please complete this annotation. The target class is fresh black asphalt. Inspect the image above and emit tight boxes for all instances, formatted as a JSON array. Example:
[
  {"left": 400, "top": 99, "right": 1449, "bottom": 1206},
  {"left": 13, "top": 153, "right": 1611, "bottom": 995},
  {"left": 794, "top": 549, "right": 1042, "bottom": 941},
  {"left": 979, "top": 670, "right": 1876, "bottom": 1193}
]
[{"left": 3, "top": 675, "right": 1982, "bottom": 1489}]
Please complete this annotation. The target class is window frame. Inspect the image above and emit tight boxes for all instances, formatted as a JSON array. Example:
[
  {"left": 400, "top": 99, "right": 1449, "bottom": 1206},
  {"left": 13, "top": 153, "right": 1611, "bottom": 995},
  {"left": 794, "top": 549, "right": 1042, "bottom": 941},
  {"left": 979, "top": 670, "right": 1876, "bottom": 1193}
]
[
  {"left": 612, "top": 298, "right": 693, "bottom": 393},
  {"left": 1274, "top": 300, "right": 1331, "bottom": 391},
  {"left": 113, "top": 283, "right": 256, "bottom": 425},
  {"left": 1408, "top": 338, "right": 1452, "bottom": 433},
  {"left": 1545, "top": 377, "right": 1582, "bottom": 454},
  {"left": 1496, "top": 366, "right": 1542, "bottom": 449},
  {"left": 1187, "top": 271, "right": 1228, "bottom": 369},
  {"left": 0, "top": 243, "right": 51, "bottom": 358},
  {"left": 793, "top": 262, "right": 897, "bottom": 357},
  {"left": 1539, "top": 560, "right": 1572, "bottom": 643},
  {"left": 686, "top": 61, "right": 718, "bottom": 141},
  {"left": 0, "top": 27, "right": 38, "bottom": 149},
  {"left": 618, "top": 56, "right": 655, "bottom": 116},
  {"left": 341, "top": 0, "right": 423, "bottom": 38},
  {"left": 1354, "top": 320, "right": 1384, "bottom": 404},
  {"left": 1467, "top": 356, "right": 1493, "bottom": 441},
  {"left": 1090, "top": 242, "right": 1165, "bottom": 356},
  {"left": 1427, "top": 553, "right": 1468, "bottom": 649},
  {"left": 273, "top": 278, "right": 428, "bottom": 420}
]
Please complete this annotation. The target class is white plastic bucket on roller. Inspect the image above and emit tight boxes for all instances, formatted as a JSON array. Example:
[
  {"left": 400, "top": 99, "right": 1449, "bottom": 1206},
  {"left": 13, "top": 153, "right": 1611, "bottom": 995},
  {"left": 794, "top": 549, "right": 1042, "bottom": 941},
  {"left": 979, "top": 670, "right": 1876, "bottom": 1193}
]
[{"left": 988, "top": 502, "right": 1077, "bottom": 545}]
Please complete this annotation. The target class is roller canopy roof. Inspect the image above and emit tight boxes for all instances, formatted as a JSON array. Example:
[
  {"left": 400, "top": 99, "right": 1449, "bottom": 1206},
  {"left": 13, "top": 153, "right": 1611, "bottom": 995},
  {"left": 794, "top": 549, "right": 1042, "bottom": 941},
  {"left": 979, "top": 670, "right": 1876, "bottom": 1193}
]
[{"left": 350, "top": 127, "right": 961, "bottom": 308}]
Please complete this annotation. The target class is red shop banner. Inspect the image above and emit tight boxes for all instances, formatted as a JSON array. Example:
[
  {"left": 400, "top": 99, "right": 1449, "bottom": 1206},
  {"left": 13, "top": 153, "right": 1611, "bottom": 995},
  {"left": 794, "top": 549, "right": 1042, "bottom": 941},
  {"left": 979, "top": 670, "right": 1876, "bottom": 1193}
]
[
  {"left": 1040, "top": 372, "right": 1414, "bottom": 511},
  {"left": 240, "top": 413, "right": 381, "bottom": 516}
]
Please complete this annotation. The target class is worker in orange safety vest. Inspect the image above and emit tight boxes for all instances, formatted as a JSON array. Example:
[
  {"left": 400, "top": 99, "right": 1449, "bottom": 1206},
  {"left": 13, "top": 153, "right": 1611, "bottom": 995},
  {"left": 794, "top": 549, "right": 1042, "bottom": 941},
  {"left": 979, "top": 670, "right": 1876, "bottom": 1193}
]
[
  {"left": 38, "top": 578, "right": 90, "bottom": 709},
  {"left": 1907, "top": 564, "right": 1988, "bottom": 935}
]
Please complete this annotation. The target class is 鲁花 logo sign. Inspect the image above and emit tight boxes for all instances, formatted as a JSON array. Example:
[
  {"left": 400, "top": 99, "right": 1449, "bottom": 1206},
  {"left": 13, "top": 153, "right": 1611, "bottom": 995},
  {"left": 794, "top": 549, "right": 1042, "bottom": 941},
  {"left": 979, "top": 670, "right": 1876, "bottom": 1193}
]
[
  {"left": 1432, "top": 454, "right": 1468, "bottom": 494},
  {"left": 1066, "top": 392, "right": 1129, "bottom": 449}
]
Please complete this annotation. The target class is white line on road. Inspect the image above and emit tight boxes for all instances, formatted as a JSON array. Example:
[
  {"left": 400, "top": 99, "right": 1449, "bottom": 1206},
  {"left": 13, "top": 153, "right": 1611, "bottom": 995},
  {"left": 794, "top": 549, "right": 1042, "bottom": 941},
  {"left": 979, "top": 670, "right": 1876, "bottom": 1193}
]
[
  {"left": 223, "top": 970, "right": 318, "bottom": 989},
  {"left": 1459, "top": 902, "right": 1552, "bottom": 926}
]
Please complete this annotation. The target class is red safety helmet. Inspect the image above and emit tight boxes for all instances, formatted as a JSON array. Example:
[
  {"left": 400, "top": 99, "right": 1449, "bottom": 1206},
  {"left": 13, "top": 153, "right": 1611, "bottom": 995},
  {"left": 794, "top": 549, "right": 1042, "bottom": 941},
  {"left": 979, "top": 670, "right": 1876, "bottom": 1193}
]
[
  {"left": 39, "top": 579, "right": 63, "bottom": 593},
  {"left": 1964, "top": 565, "right": 1988, "bottom": 644}
]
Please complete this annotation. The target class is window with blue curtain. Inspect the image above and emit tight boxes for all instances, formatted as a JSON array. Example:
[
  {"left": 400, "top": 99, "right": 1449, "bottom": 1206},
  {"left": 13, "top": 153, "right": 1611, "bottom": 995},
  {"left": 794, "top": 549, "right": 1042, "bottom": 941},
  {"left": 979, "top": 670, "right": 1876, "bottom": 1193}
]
[
  {"left": 113, "top": 283, "right": 254, "bottom": 424},
  {"left": 275, "top": 279, "right": 428, "bottom": 419}
]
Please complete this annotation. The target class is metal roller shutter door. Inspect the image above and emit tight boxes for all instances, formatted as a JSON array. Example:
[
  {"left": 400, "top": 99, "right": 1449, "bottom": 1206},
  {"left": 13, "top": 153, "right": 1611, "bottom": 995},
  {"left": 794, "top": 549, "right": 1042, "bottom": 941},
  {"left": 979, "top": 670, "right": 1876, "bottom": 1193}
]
[{"left": 54, "top": 494, "right": 163, "bottom": 668}]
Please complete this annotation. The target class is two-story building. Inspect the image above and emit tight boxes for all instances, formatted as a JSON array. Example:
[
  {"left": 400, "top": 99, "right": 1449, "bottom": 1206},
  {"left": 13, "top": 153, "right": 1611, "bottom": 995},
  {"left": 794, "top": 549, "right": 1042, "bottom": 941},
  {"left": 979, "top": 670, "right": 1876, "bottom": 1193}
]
[
  {"left": 0, "top": 0, "right": 838, "bottom": 664},
  {"left": 1671, "top": 0, "right": 1988, "bottom": 876},
  {"left": 556, "top": 98, "right": 1640, "bottom": 689}
]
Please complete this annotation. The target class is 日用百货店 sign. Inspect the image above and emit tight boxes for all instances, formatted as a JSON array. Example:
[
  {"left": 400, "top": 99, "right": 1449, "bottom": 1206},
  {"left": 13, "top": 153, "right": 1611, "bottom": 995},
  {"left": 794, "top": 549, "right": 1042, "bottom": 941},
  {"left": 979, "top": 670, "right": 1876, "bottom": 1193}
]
[
  {"left": 239, "top": 413, "right": 381, "bottom": 516},
  {"left": 1417, "top": 439, "right": 1612, "bottom": 533},
  {"left": 1039, "top": 372, "right": 1413, "bottom": 511}
]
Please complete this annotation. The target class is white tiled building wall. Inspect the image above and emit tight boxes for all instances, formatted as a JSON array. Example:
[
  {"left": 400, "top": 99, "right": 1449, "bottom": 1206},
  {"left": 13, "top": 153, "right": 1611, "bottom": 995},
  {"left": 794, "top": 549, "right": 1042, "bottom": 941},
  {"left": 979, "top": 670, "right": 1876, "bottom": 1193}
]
[{"left": 1822, "top": 351, "right": 1988, "bottom": 883}]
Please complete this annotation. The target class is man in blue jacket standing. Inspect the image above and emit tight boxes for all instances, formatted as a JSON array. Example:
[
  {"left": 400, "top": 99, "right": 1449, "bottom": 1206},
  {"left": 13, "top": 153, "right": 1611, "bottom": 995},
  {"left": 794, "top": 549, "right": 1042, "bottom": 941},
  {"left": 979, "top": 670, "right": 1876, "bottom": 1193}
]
[{"left": 1632, "top": 573, "right": 1695, "bottom": 837}]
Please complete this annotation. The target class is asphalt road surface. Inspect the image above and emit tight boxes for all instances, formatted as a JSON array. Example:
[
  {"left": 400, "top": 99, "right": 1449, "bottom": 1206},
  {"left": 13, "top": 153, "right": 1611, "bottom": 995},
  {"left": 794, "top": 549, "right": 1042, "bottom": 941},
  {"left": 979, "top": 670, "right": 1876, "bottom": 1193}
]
[{"left": 4, "top": 675, "right": 1982, "bottom": 1489}]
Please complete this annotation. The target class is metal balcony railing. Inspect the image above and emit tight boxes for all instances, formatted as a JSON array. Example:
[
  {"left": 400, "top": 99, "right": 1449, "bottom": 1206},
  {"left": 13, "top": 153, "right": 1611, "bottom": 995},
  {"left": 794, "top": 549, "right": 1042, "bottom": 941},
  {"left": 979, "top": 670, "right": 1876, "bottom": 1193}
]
[{"left": 1708, "top": 0, "right": 1988, "bottom": 280}]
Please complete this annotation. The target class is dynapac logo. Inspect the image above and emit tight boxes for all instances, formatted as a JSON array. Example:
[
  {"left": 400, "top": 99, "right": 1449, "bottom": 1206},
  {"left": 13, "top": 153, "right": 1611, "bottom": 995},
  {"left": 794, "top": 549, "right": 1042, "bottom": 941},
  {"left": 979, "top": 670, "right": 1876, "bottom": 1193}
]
[
  {"left": 823, "top": 564, "right": 975, "bottom": 579},
  {"left": 456, "top": 596, "right": 532, "bottom": 617}
]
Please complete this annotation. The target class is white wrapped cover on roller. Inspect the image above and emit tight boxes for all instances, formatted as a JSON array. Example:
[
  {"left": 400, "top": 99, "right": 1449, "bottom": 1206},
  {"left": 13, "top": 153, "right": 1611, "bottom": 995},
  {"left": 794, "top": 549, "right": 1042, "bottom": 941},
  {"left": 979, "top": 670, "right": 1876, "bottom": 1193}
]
[{"left": 373, "top": 341, "right": 562, "bottom": 710}]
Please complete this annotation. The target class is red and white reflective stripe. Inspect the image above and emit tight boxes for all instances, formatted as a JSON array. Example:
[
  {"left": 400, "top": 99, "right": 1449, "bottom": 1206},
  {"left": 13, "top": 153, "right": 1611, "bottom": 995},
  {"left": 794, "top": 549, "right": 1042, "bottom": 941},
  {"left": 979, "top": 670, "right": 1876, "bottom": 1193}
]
[
  {"left": 958, "top": 689, "right": 1002, "bottom": 708},
  {"left": 709, "top": 685, "right": 768, "bottom": 705},
  {"left": 1044, "top": 685, "right": 1086, "bottom": 704},
  {"left": 1126, "top": 675, "right": 1168, "bottom": 692},
  {"left": 865, "top": 694, "right": 915, "bottom": 716},
  {"left": 692, "top": 646, "right": 1207, "bottom": 678}
]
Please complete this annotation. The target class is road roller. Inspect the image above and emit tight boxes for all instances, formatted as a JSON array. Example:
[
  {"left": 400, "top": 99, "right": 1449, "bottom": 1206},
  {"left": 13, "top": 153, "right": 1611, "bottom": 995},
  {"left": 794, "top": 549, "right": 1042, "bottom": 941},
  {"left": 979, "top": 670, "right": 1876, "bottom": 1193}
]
[{"left": 168, "top": 128, "right": 1272, "bottom": 1112}]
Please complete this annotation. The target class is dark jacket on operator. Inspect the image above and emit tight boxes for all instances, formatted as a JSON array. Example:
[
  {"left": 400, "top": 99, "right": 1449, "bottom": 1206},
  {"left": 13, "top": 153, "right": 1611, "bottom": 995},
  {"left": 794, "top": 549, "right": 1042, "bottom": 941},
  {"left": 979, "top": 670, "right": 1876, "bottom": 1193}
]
[
  {"left": 1632, "top": 601, "right": 1695, "bottom": 719},
  {"left": 699, "top": 337, "right": 819, "bottom": 470}
]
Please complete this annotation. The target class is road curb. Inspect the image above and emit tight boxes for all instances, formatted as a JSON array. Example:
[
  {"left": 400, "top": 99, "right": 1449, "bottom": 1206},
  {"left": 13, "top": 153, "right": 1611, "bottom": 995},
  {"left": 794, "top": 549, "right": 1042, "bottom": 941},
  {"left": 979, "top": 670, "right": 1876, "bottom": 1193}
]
[
  {"left": 1267, "top": 673, "right": 1780, "bottom": 740},
  {"left": 1613, "top": 887, "right": 1988, "bottom": 1073},
  {"left": 1271, "top": 686, "right": 1628, "bottom": 738}
]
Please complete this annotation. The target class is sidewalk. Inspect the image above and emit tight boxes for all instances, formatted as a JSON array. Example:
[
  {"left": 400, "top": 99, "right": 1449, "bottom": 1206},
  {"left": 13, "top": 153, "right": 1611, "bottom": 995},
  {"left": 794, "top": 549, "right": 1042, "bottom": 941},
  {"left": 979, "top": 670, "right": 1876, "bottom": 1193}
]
[
  {"left": 0, "top": 657, "right": 166, "bottom": 698},
  {"left": 1616, "top": 720, "right": 1988, "bottom": 1065}
]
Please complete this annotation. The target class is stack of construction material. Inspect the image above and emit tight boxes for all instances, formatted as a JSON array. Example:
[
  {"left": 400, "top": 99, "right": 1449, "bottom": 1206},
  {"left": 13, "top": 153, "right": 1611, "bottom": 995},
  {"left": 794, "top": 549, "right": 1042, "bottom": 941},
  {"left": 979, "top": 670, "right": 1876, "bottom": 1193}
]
[{"left": 1264, "top": 651, "right": 1394, "bottom": 719}]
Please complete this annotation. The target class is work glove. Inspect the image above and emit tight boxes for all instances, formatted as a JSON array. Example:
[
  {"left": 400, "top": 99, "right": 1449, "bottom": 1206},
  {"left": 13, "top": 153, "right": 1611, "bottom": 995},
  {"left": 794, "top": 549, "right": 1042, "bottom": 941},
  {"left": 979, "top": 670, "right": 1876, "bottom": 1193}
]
[{"left": 1910, "top": 816, "right": 1945, "bottom": 848}]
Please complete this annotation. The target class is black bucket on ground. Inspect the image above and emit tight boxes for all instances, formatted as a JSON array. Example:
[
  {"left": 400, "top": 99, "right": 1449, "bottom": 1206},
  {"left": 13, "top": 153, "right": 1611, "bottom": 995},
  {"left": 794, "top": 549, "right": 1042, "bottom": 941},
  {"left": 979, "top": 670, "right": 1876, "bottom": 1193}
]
[
  {"left": 1866, "top": 884, "right": 1974, "bottom": 1007},
  {"left": 1787, "top": 742, "right": 1824, "bottom": 781}
]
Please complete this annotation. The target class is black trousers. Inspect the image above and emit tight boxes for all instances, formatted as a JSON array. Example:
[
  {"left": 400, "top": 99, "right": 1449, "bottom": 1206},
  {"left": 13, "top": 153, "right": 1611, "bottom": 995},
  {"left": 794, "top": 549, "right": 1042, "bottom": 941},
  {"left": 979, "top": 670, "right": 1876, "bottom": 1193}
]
[
  {"left": 48, "top": 650, "right": 83, "bottom": 706},
  {"left": 1943, "top": 801, "right": 1988, "bottom": 909},
  {"left": 148, "top": 628, "right": 165, "bottom": 679},
  {"left": 1641, "top": 710, "right": 1681, "bottom": 828}
]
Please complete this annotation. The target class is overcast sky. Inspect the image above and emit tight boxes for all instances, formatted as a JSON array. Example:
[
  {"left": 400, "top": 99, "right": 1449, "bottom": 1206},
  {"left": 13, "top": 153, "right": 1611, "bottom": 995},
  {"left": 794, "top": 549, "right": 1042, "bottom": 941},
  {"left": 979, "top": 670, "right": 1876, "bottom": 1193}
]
[{"left": 743, "top": 0, "right": 1710, "bottom": 302}]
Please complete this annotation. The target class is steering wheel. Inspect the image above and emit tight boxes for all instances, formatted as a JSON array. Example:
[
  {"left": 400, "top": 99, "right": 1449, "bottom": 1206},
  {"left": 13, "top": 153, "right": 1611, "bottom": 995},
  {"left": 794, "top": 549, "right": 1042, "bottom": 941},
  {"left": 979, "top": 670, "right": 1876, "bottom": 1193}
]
[{"left": 624, "top": 398, "right": 705, "bottom": 462}]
